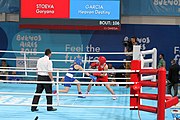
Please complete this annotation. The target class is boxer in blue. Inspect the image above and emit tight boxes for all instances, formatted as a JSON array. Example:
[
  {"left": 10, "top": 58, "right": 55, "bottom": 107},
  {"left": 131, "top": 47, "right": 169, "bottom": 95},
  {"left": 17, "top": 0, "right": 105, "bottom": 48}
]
[{"left": 53, "top": 58, "right": 96, "bottom": 98}]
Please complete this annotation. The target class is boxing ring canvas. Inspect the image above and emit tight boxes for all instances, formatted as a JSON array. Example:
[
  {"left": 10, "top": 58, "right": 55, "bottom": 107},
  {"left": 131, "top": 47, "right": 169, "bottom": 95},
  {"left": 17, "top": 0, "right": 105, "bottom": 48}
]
[{"left": 0, "top": 83, "right": 173, "bottom": 120}]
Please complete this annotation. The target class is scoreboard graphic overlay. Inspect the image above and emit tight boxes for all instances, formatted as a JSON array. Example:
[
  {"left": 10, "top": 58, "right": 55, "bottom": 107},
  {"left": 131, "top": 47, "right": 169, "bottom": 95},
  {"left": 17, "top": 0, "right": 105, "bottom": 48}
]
[{"left": 19, "top": 0, "right": 121, "bottom": 30}]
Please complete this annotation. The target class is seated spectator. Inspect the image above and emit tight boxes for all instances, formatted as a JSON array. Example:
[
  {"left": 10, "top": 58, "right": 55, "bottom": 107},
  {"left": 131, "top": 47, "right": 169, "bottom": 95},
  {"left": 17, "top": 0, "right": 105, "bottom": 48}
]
[
  {"left": 115, "top": 63, "right": 126, "bottom": 86},
  {"left": 8, "top": 71, "right": 22, "bottom": 82},
  {"left": 108, "top": 64, "right": 116, "bottom": 86},
  {"left": 0, "top": 60, "right": 9, "bottom": 80}
]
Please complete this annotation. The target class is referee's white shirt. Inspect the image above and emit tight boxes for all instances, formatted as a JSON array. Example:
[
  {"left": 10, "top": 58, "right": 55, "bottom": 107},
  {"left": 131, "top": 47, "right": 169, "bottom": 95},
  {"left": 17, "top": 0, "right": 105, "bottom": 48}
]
[{"left": 37, "top": 55, "right": 53, "bottom": 76}]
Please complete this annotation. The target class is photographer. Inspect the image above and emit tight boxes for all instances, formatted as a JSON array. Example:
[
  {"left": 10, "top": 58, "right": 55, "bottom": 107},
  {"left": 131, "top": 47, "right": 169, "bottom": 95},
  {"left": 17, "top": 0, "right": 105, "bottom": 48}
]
[
  {"left": 124, "top": 37, "right": 137, "bottom": 59},
  {"left": 123, "top": 37, "right": 137, "bottom": 88}
]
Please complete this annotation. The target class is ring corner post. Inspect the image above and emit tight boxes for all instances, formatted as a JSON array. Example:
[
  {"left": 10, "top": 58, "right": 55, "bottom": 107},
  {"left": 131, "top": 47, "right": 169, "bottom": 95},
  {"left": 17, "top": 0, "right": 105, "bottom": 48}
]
[
  {"left": 130, "top": 60, "right": 141, "bottom": 110},
  {"left": 157, "top": 67, "right": 166, "bottom": 120}
]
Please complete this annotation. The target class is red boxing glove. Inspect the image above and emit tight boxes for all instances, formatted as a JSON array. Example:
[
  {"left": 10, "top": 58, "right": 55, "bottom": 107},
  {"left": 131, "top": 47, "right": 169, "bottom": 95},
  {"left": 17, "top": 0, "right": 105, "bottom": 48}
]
[
  {"left": 91, "top": 62, "right": 98, "bottom": 67},
  {"left": 93, "top": 72, "right": 101, "bottom": 76}
]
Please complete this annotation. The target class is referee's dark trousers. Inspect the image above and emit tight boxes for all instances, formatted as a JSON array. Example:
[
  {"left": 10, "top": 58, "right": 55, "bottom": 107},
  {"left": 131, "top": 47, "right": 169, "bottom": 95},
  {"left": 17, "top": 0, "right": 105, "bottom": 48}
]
[{"left": 31, "top": 75, "right": 53, "bottom": 111}]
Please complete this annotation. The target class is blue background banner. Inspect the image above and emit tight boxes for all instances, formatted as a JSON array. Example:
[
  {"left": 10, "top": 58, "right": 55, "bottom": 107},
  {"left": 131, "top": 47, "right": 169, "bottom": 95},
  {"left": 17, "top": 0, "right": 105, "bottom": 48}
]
[
  {"left": 122, "top": 0, "right": 180, "bottom": 16},
  {"left": 0, "top": 22, "right": 180, "bottom": 69},
  {"left": 0, "top": 0, "right": 19, "bottom": 13}
]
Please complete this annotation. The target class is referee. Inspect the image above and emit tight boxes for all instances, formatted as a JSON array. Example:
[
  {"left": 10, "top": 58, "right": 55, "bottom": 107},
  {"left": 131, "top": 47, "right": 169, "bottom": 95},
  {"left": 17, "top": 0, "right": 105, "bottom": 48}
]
[{"left": 31, "top": 49, "right": 57, "bottom": 112}]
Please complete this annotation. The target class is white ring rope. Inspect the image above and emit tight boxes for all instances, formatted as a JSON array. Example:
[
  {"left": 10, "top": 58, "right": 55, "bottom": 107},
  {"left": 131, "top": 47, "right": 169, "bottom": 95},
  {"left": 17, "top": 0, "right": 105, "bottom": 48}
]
[
  {"left": 141, "top": 49, "right": 155, "bottom": 55},
  {"left": 143, "top": 59, "right": 153, "bottom": 63},
  {"left": 0, "top": 80, "right": 136, "bottom": 84},
  {"left": 0, "top": 69, "right": 138, "bottom": 73},
  {"left": 141, "top": 75, "right": 154, "bottom": 80},
  {"left": 0, "top": 68, "right": 133, "bottom": 80},
  {"left": 0, "top": 69, "right": 132, "bottom": 80},
  {"left": 0, "top": 75, "right": 130, "bottom": 80},
  {"left": 172, "top": 106, "right": 180, "bottom": 109},
  {"left": 0, "top": 66, "right": 36, "bottom": 69},
  {"left": 0, "top": 50, "right": 132, "bottom": 55},
  {"left": 0, "top": 67, "right": 125, "bottom": 71},
  {"left": 0, "top": 103, "right": 137, "bottom": 109},
  {"left": 0, "top": 58, "right": 131, "bottom": 63},
  {"left": 0, "top": 92, "right": 138, "bottom": 97}
]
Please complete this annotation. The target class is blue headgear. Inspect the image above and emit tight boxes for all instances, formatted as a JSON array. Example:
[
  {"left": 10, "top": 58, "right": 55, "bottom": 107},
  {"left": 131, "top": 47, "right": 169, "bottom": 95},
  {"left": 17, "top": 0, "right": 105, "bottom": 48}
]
[{"left": 74, "top": 58, "right": 83, "bottom": 65}]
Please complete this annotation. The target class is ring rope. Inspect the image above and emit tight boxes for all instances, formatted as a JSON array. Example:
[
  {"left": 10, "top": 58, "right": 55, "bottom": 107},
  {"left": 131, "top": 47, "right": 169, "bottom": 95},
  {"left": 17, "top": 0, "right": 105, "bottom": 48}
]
[
  {"left": 0, "top": 92, "right": 138, "bottom": 97},
  {"left": 172, "top": 106, "right": 180, "bottom": 109},
  {"left": 0, "top": 75, "right": 131, "bottom": 80},
  {"left": 0, "top": 103, "right": 137, "bottom": 109},
  {"left": 0, "top": 80, "right": 136, "bottom": 84},
  {"left": 0, "top": 50, "right": 132, "bottom": 55},
  {"left": 0, "top": 58, "right": 131, "bottom": 63},
  {"left": 0, "top": 69, "right": 137, "bottom": 73},
  {"left": 141, "top": 49, "right": 156, "bottom": 55},
  {"left": 0, "top": 67, "right": 127, "bottom": 71}
]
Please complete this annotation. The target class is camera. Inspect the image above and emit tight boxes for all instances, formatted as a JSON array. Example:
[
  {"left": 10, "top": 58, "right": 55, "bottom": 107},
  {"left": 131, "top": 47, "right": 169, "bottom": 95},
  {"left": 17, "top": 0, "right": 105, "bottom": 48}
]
[
  {"left": 123, "top": 39, "right": 134, "bottom": 53},
  {"left": 123, "top": 40, "right": 132, "bottom": 47}
]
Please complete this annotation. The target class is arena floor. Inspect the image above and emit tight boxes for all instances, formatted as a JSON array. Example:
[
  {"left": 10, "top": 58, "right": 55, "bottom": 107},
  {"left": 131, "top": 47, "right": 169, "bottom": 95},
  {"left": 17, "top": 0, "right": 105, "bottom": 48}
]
[{"left": 0, "top": 83, "right": 174, "bottom": 120}]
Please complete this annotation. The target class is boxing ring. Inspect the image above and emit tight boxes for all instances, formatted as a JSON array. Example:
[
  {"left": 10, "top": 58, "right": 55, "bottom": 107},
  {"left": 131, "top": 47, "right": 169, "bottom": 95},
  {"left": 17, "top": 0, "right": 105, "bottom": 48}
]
[{"left": 0, "top": 46, "right": 179, "bottom": 120}]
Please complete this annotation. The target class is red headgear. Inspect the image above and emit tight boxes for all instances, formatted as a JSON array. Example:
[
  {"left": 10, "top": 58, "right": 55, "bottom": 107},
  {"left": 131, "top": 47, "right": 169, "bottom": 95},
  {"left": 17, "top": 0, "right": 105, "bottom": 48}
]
[{"left": 98, "top": 56, "right": 106, "bottom": 65}]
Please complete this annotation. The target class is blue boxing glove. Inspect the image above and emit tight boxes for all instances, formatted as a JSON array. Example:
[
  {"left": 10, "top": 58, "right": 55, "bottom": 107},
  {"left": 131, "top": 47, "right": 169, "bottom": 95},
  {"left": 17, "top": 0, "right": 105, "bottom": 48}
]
[{"left": 89, "top": 75, "right": 97, "bottom": 82}]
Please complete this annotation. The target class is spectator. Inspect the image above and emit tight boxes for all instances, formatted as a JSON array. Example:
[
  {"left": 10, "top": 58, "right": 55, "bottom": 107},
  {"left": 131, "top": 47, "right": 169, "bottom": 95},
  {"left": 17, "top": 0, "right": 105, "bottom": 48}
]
[
  {"left": 158, "top": 53, "right": 166, "bottom": 69},
  {"left": 115, "top": 63, "right": 126, "bottom": 86},
  {"left": 0, "top": 60, "right": 9, "bottom": 80},
  {"left": 166, "top": 59, "right": 180, "bottom": 97},
  {"left": 8, "top": 71, "right": 22, "bottom": 82},
  {"left": 124, "top": 37, "right": 137, "bottom": 88}
]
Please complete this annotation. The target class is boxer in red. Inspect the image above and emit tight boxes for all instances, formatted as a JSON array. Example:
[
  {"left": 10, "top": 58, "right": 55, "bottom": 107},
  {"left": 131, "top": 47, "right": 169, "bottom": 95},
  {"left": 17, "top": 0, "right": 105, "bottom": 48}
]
[{"left": 86, "top": 56, "right": 117, "bottom": 100}]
